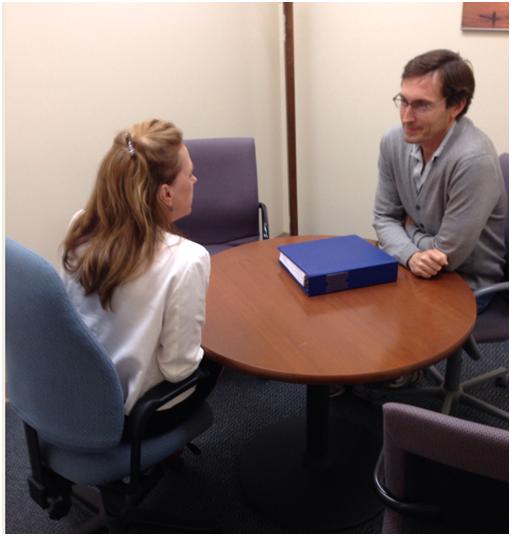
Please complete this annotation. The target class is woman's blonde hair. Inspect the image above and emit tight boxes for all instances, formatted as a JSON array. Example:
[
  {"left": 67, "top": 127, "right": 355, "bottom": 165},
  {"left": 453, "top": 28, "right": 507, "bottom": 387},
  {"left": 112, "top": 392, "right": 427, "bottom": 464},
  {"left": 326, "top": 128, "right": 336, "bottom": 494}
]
[{"left": 63, "top": 119, "right": 183, "bottom": 309}]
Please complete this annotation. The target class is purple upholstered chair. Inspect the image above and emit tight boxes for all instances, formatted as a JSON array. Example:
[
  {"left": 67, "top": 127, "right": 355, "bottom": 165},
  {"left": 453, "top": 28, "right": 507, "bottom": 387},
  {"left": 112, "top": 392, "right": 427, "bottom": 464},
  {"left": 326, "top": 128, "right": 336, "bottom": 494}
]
[
  {"left": 425, "top": 153, "right": 509, "bottom": 419},
  {"left": 178, "top": 138, "right": 269, "bottom": 255},
  {"left": 374, "top": 402, "right": 508, "bottom": 533},
  {"left": 379, "top": 154, "right": 508, "bottom": 420},
  {"left": 471, "top": 153, "right": 509, "bottom": 344}
]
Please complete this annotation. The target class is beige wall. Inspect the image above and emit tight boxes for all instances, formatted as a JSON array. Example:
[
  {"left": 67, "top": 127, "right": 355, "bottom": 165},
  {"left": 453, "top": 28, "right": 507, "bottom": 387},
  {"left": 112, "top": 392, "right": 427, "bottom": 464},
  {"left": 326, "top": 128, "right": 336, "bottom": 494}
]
[
  {"left": 5, "top": 3, "right": 287, "bottom": 266},
  {"left": 5, "top": 3, "right": 509, "bottom": 267},
  {"left": 294, "top": 2, "right": 509, "bottom": 238}
]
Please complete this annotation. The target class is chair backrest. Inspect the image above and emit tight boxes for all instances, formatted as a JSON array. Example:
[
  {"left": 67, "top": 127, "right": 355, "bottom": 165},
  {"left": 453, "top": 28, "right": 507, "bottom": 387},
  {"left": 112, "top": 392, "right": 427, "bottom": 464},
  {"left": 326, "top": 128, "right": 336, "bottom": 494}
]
[
  {"left": 499, "top": 152, "right": 509, "bottom": 268},
  {"left": 177, "top": 138, "right": 260, "bottom": 247},
  {"left": 499, "top": 152, "right": 508, "bottom": 193},
  {"left": 5, "top": 238, "right": 124, "bottom": 451},
  {"left": 474, "top": 153, "right": 510, "bottom": 341},
  {"left": 381, "top": 402, "right": 508, "bottom": 533}
]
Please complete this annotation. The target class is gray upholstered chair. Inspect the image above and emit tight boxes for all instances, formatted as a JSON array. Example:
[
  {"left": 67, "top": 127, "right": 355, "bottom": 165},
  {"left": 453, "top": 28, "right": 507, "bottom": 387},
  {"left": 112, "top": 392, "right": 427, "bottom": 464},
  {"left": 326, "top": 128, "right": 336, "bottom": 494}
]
[
  {"left": 5, "top": 238, "right": 214, "bottom": 532},
  {"left": 374, "top": 402, "right": 508, "bottom": 533},
  {"left": 178, "top": 137, "right": 269, "bottom": 255}
]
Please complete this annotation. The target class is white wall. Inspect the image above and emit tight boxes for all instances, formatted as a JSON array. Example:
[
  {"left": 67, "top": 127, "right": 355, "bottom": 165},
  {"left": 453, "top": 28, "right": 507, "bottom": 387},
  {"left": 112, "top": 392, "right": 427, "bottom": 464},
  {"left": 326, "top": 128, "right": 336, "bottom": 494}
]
[
  {"left": 294, "top": 2, "right": 509, "bottom": 238},
  {"left": 5, "top": 3, "right": 287, "bottom": 267},
  {"left": 5, "top": 3, "right": 509, "bottom": 266}
]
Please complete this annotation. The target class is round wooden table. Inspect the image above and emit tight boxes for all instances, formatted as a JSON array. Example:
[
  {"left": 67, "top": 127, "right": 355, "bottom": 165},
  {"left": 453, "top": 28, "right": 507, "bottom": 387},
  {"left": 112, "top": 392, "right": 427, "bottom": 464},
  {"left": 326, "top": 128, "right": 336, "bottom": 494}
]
[{"left": 203, "top": 236, "right": 476, "bottom": 530}]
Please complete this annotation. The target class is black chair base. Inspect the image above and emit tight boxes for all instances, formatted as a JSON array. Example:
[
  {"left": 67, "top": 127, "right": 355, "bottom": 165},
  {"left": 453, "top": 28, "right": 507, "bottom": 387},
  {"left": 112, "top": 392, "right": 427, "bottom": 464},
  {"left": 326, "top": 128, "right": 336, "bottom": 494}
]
[
  {"left": 356, "top": 350, "right": 509, "bottom": 421},
  {"left": 71, "top": 484, "right": 220, "bottom": 533},
  {"left": 427, "top": 363, "right": 508, "bottom": 420}
]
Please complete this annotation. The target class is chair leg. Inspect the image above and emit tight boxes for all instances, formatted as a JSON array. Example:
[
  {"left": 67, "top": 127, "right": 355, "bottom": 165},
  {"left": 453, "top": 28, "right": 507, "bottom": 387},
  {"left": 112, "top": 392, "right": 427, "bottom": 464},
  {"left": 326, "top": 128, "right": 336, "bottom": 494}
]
[
  {"left": 426, "top": 365, "right": 444, "bottom": 384},
  {"left": 70, "top": 486, "right": 109, "bottom": 533},
  {"left": 355, "top": 350, "right": 508, "bottom": 420},
  {"left": 461, "top": 367, "right": 508, "bottom": 390},
  {"left": 370, "top": 350, "right": 464, "bottom": 415},
  {"left": 69, "top": 484, "right": 221, "bottom": 533},
  {"left": 435, "top": 350, "right": 463, "bottom": 414},
  {"left": 459, "top": 392, "right": 509, "bottom": 421},
  {"left": 496, "top": 374, "right": 508, "bottom": 388},
  {"left": 423, "top": 355, "right": 508, "bottom": 420},
  {"left": 458, "top": 366, "right": 509, "bottom": 420},
  {"left": 124, "top": 509, "right": 221, "bottom": 533}
]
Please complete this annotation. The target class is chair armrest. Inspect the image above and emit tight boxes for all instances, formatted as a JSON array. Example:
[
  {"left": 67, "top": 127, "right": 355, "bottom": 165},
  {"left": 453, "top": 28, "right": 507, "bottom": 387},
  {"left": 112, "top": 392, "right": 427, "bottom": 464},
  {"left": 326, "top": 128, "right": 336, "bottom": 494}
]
[
  {"left": 128, "top": 370, "right": 204, "bottom": 432},
  {"left": 259, "top": 202, "right": 270, "bottom": 240},
  {"left": 473, "top": 281, "right": 508, "bottom": 299},
  {"left": 126, "top": 369, "right": 205, "bottom": 487},
  {"left": 373, "top": 450, "right": 441, "bottom": 518},
  {"left": 383, "top": 402, "right": 508, "bottom": 480}
]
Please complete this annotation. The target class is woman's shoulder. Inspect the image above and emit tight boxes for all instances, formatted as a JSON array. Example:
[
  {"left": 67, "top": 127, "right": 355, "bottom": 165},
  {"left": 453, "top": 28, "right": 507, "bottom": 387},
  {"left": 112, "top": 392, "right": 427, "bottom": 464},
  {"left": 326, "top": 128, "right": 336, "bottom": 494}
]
[
  {"left": 151, "top": 234, "right": 210, "bottom": 284},
  {"left": 160, "top": 233, "right": 210, "bottom": 266}
]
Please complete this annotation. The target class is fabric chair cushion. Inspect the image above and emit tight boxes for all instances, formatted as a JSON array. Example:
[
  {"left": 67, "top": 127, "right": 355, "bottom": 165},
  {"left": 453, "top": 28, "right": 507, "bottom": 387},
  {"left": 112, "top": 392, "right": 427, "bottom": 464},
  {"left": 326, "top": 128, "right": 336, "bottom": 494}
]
[
  {"left": 473, "top": 293, "right": 509, "bottom": 342},
  {"left": 40, "top": 403, "right": 213, "bottom": 486}
]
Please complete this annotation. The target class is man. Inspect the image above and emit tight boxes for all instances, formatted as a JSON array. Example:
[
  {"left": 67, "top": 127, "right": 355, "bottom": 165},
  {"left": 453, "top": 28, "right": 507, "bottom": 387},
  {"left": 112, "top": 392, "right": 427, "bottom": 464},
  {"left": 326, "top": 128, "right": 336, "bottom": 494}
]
[{"left": 374, "top": 49, "right": 506, "bottom": 312}]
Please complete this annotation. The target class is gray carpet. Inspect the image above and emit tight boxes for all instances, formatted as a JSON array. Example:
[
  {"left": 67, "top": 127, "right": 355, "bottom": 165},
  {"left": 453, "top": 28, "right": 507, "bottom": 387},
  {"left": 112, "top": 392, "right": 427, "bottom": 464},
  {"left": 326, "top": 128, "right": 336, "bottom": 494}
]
[{"left": 5, "top": 342, "right": 508, "bottom": 533}]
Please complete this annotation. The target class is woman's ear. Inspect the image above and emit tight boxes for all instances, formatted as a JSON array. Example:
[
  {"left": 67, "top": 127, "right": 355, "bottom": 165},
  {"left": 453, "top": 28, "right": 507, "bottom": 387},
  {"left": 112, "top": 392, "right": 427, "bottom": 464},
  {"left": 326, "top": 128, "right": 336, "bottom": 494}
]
[{"left": 158, "top": 183, "right": 174, "bottom": 208}]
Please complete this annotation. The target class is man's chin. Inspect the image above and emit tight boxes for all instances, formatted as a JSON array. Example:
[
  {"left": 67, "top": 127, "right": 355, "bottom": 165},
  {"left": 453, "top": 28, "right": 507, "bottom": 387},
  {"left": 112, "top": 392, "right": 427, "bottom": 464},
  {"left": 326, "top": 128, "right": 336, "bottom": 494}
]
[{"left": 402, "top": 128, "right": 422, "bottom": 144}]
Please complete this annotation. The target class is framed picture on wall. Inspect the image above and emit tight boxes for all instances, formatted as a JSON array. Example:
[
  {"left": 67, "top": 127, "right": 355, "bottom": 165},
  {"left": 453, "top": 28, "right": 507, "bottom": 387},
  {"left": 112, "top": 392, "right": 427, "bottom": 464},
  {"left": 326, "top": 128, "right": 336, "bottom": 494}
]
[{"left": 462, "top": 2, "right": 509, "bottom": 31}]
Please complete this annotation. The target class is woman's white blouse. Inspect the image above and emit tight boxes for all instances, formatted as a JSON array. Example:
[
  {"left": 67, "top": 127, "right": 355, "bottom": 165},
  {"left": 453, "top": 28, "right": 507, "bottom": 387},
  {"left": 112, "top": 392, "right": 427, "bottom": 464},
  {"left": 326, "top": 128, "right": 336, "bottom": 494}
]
[{"left": 62, "top": 232, "right": 211, "bottom": 414}]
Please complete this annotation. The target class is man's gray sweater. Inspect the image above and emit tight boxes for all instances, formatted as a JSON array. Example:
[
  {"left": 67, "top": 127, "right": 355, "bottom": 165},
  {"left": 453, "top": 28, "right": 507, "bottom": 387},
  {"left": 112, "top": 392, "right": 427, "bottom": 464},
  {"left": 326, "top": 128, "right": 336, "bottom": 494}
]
[{"left": 373, "top": 117, "right": 506, "bottom": 290}]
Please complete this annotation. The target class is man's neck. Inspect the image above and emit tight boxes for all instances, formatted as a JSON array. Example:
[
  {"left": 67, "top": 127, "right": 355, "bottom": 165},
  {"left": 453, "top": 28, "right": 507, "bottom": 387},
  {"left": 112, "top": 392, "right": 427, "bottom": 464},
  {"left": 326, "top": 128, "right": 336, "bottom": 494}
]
[{"left": 420, "top": 121, "right": 456, "bottom": 164}]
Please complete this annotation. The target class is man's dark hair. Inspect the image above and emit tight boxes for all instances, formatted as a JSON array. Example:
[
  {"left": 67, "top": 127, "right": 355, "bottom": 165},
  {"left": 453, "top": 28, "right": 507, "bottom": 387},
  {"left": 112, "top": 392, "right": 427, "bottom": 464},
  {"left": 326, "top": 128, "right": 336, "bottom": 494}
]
[{"left": 402, "top": 49, "right": 475, "bottom": 118}]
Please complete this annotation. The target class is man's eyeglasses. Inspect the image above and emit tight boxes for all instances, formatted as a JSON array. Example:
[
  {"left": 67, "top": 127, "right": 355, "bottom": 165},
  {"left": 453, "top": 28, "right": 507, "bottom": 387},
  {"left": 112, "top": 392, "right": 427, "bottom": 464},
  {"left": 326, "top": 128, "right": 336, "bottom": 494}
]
[{"left": 393, "top": 94, "right": 446, "bottom": 114}]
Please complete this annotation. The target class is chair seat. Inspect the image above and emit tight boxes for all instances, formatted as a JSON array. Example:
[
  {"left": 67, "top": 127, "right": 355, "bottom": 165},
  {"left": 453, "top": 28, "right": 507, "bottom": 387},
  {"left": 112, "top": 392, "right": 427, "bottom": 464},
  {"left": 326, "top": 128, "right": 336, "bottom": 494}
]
[
  {"left": 40, "top": 404, "right": 213, "bottom": 486},
  {"left": 473, "top": 294, "right": 509, "bottom": 343},
  {"left": 205, "top": 235, "right": 260, "bottom": 255}
]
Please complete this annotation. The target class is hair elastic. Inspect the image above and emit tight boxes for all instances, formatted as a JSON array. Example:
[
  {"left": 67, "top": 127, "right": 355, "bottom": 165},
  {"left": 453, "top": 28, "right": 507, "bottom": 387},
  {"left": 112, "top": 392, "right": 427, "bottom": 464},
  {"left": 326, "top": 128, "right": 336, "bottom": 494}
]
[{"left": 126, "top": 134, "right": 136, "bottom": 157}]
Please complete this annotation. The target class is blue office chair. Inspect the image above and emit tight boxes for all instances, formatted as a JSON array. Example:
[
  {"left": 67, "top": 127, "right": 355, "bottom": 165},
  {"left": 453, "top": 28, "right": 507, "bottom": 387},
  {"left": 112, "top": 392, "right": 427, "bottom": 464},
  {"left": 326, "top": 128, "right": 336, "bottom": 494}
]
[
  {"left": 178, "top": 138, "right": 269, "bottom": 255},
  {"left": 5, "top": 238, "right": 214, "bottom": 532},
  {"left": 374, "top": 402, "right": 508, "bottom": 533}
]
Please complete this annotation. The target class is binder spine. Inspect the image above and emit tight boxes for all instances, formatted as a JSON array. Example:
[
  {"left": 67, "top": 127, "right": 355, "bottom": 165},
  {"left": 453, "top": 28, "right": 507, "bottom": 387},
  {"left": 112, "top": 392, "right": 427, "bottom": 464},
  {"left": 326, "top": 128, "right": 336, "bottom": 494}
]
[{"left": 325, "top": 272, "right": 349, "bottom": 292}]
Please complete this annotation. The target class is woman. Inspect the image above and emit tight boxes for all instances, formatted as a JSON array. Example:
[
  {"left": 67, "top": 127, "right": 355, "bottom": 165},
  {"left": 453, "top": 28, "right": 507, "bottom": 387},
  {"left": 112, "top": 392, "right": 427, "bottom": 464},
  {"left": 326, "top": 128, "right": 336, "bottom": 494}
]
[{"left": 62, "top": 119, "right": 219, "bottom": 436}]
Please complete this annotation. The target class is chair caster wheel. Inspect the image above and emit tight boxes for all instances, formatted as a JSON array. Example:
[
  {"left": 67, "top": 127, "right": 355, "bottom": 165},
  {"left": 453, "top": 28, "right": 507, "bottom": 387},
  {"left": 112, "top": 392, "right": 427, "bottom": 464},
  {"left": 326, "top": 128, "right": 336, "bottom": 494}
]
[
  {"left": 48, "top": 495, "right": 71, "bottom": 520},
  {"left": 165, "top": 456, "right": 185, "bottom": 472},
  {"left": 496, "top": 375, "right": 508, "bottom": 388}
]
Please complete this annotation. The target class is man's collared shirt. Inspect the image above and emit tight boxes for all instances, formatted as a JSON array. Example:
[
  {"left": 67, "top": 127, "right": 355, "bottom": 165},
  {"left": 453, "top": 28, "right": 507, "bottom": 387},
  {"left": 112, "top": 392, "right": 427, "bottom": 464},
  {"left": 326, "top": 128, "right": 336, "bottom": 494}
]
[{"left": 410, "top": 123, "right": 456, "bottom": 193}]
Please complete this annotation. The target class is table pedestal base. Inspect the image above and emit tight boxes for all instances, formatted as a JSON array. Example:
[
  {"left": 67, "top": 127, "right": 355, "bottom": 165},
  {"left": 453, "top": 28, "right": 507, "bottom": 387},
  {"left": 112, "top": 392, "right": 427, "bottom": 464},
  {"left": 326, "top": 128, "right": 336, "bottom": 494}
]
[{"left": 239, "top": 415, "right": 382, "bottom": 531}]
